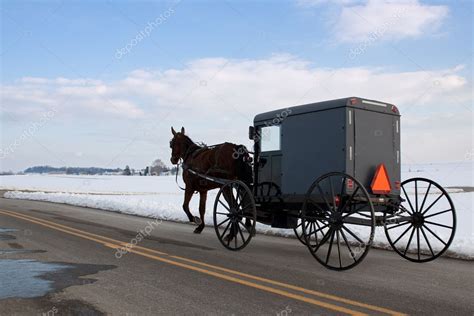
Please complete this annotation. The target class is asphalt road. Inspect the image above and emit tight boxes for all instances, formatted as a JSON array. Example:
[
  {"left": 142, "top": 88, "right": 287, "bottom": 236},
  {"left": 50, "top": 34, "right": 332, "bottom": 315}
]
[{"left": 0, "top": 196, "right": 473, "bottom": 316}]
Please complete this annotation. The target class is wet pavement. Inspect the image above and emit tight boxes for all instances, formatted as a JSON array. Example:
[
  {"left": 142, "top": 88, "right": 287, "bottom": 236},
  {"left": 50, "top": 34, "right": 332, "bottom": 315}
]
[{"left": 0, "top": 226, "right": 115, "bottom": 315}]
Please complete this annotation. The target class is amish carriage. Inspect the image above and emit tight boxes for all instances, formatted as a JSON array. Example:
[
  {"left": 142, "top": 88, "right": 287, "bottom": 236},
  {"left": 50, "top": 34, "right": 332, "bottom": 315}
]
[{"left": 195, "top": 97, "right": 456, "bottom": 270}]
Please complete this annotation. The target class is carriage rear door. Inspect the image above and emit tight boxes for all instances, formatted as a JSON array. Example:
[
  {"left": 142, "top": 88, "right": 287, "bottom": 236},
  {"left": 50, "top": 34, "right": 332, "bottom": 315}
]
[{"left": 256, "top": 125, "right": 282, "bottom": 197}]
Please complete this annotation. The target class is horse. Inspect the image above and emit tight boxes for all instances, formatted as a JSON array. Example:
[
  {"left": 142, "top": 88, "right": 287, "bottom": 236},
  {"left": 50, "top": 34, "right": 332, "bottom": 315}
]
[{"left": 169, "top": 127, "right": 253, "bottom": 234}]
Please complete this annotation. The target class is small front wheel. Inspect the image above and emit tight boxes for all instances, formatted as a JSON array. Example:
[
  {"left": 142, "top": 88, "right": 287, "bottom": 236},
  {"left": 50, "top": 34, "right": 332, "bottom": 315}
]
[{"left": 213, "top": 180, "right": 256, "bottom": 251}]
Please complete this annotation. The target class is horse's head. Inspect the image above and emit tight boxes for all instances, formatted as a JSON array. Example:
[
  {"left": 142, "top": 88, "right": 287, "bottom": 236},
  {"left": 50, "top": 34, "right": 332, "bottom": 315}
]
[{"left": 170, "top": 126, "right": 188, "bottom": 164}]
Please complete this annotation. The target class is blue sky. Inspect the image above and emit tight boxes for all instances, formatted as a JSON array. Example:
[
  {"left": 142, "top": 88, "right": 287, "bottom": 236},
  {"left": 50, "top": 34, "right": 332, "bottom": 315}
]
[{"left": 1, "top": 0, "right": 473, "bottom": 171}]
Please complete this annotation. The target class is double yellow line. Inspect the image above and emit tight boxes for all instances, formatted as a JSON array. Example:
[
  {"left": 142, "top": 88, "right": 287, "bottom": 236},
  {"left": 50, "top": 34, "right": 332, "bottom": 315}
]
[{"left": 0, "top": 209, "right": 404, "bottom": 316}]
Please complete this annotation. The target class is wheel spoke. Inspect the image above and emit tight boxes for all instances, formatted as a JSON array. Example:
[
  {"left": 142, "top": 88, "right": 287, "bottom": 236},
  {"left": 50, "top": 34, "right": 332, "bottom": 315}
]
[
  {"left": 403, "top": 228, "right": 416, "bottom": 255},
  {"left": 387, "top": 221, "right": 410, "bottom": 230},
  {"left": 220, "top": 220, "right": 232, "bottom": 239},
  {"left": 234, "top": 223, "right": 238, "bottom": 248},
  {"left": 237, "top": 222, "right": 246, "bottom": 244},
  {"left": 339, "top": 177, "right": 346, "bottom": 201},
  {"left": 416, "top": 227, "right": 420, "bottom": 260},
  {"left": 402, "top": 185, "right": 416, "bottom": 214},
  {"left": 329, "top": 176, "right": 337, "bottom": 211},
  {"left": 240, "top": 203, "right": 254, "bottom": 211},
  {"left": 424, "top": 220, "right": 453, "bottom": 230},
  {"left": 325, "top": 230, "right": 335, "bottom": 265},
  {"left": 399, "top": 203, "right": 414, "bottom": 216},
  {"left": 339, "top": 187, "right": 360, "bottom": 214},
  {"left": 336, "top": 230, "right": 342, "bottom": 268},
  {"left": 307, "top": 222, "right": 330, "bottom": 236},
  {"left": 341, "top": 225, "right": 364, "bottom": 244},
  {"left": 424, "top": 209, "right": 452, "bottom": 219},
  {"left": 419, "top": 183, "right": 431, "bottom": 213},
  {"left": 423, "top": 224, "right": 447, "bottom": 246},
  {"left": 216, "top": 217, "right": 230, "bottom": 228},
  {"left": 340, "top": 229, "right": 357, "bottom": 262},
  {"left": 392, "top": 224, "right": 413, "bottom": 245},
  {"left": 216, "top": 212, "right": 230, "bottom": 216},
  {"left": 313, "top": 228, "right": 333, "bottom": 253},
  {"left": 218, "top": 199, "right": 230, "bottom": 211},
  {"left": 421, "top": 193, "right": 445, "bottom": 216},
  {"left": 341, "top": 203, "right": 369, "bottom": 220},
  {"left": 316, "top": 183, "right": 332, "bottom": 213},
  {"left": 415, "top": 180, "right": 419, "bottom": 212},
  {"left": 420, "top": 226, "right": 435, "bottom": 257}
]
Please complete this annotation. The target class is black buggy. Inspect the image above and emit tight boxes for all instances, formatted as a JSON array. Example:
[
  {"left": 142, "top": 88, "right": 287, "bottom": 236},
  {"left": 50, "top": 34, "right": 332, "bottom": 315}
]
[{"left": 207, "top": 97, "right": 456, "bottom": 270}]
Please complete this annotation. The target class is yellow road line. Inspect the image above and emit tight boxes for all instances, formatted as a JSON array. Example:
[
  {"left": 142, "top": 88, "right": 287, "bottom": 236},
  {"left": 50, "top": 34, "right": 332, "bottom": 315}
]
[{"left": 0, "top": 209, "right": 405, "bottom": 316}]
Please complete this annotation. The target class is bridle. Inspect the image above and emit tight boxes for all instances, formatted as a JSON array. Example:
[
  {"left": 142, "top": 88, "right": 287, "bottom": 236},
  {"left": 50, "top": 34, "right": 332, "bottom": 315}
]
[{"left": 171, "top": 137, "right": 201, "bottom": 191}]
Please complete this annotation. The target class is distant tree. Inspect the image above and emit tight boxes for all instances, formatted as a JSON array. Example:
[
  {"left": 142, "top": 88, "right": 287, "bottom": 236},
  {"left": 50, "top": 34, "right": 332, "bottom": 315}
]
[
  {"left": 123, "top": 165, "right": 131, "bottom": 176},
  {"left": 24, "top": 165, "right": 122, "bottom": 175},
  {"left": 150, "top": 159, "right": 169, "bottom": 175}
]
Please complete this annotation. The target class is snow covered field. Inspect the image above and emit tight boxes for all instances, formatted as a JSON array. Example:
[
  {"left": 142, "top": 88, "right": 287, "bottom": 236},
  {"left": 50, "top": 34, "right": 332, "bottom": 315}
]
[{"left": 1, "top": 162, "right": 472, "bottom": 259}]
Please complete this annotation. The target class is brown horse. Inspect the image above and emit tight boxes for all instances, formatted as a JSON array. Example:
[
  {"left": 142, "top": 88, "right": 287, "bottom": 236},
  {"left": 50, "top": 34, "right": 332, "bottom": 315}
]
[{"left": 169, "top": 127, "right": 252, "bottom": 234}]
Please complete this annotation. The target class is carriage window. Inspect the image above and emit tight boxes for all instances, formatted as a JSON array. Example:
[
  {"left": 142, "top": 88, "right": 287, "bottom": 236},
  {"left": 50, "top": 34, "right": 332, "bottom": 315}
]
[{"left": 260, "top": 126, "right": 281, "bottom": 152}]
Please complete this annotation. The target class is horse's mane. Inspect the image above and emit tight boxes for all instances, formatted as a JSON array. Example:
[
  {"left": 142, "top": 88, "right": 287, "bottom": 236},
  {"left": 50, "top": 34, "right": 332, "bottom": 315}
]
[{"left": 182, "top": 134, "right": 206, "bottom": 148}]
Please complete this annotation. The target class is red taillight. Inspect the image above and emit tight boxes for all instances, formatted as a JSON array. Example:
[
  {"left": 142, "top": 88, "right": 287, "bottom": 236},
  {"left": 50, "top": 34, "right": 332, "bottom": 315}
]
[
  {"left": 347, "top": 179, "right": 354, "bottom": 190},
  {"left": 395, "top": 181, "right": 401, "bottom": 190},
  {"left": 349, "top": 98, "right": 358, "bottom": 105},
  {"left": 335, "top": 195, "right": 341, "bottom": 207},
  {"left": 391, "top": 105, "right": 399, "bottom": 114}
]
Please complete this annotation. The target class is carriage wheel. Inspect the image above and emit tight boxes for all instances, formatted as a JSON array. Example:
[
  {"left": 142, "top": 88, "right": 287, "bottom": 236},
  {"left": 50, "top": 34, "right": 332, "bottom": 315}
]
[
  {"left": 384, "top": 178, "right": 456, "bottom": 262},
  {"left": 255, "top": 181, "right": 282, "bottom": 203},
  {"left": 301, "top": 172, "right": 375, "bottom": 270},
  {"left": 213, "top": 180, "right": 257, "bottom": 251}
]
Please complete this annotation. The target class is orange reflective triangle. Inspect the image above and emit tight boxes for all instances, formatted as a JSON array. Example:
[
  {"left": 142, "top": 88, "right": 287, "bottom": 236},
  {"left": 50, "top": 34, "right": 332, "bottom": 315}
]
[{"left": 371, "top": 164, "right": 391, "bottom": 194}]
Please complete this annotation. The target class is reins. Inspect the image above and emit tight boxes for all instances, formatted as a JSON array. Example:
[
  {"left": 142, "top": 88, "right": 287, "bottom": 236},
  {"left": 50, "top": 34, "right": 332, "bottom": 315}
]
[{"left": 175, "top": 160, "right": 187, "bottom": 191}]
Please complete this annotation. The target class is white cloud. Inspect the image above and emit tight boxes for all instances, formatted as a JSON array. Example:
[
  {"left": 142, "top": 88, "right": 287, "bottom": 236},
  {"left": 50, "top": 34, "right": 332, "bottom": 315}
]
[
  {"left": 297, "top": 0, "right": 363, "bottom": 6},
  {"left": 333, "top": 0, "right": 449, "bottom": 42},
  {"left": 1, "top": 55, "right": 471, "bottom": 165}
]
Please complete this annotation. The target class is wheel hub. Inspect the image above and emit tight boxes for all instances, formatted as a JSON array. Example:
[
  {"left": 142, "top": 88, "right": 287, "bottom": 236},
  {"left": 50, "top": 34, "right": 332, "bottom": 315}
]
[
  {"left": 330, "top": 212, "right": 344, "bottom": 230},
  {"left": 411, "top": 212, "right": 424, "bottom": 228}
]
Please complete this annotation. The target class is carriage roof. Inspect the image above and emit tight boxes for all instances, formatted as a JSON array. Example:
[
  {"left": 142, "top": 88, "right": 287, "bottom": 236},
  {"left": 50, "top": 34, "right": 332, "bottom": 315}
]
[{"left": 253, "top": 97, "right": 399, "bottom": 123}]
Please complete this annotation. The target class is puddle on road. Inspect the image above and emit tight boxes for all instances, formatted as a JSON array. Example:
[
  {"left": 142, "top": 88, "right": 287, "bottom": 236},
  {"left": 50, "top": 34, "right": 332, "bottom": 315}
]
[
  {"left": 0, "top": 259, "right": 68, "bottom": 299},
  {"left": 0, "top": 234, "right": 16, "bottom": 241},
  {"left": 0, "top": 258, "right": 116, "bottom": 300},
  {"left": 0, "top": 249, "right": 45, "bottom": 255},
  {"left": 0, "top": 228, "right": 18, "bottom": 233},
  {"left": 0, "top": 228, "right": 18, "bottom": 241}
]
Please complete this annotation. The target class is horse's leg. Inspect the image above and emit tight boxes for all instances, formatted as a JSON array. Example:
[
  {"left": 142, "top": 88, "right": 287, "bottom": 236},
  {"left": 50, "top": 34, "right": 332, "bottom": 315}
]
[
  {"left": 194, "top": 191, "right": 207, "bottom": 234},
  {"left": 183, "top": 188, "right": 201, "bottom": 225}
]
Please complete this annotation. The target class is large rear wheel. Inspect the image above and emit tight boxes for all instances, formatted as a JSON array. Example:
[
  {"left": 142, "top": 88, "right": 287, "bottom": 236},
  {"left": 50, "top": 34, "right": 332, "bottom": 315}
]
[
  {"left": 301, "top": 172, "right": 375, "bottom": 270},
  {"left": 384, "top": 178, "right": 456, "bottom": 262}
]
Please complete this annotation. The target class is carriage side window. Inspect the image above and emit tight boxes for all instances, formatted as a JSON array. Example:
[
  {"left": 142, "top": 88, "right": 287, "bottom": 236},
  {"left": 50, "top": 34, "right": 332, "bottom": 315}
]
[{"left": 260, "top": 125, "right": 281, "bottom": 152}]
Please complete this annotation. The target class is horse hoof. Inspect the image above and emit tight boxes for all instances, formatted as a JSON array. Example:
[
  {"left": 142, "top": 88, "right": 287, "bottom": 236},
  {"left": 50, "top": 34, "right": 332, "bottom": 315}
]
[
  {"left": 194, "top": 226, "right": 204, "bottom": 234},
  {"left": 193, "top": 216, "right": 202, "bottom": 225}
]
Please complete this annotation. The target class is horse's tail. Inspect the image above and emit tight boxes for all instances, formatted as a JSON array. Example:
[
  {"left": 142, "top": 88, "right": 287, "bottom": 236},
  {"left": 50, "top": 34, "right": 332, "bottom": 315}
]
[{"left": 235, "top": 145, "right": 253, "bottom": 187}]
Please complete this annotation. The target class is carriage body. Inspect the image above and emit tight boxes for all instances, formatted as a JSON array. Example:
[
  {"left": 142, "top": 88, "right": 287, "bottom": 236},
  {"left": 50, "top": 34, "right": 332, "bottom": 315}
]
[
  {"left": 252, "top": 97, "right": 401, "bottom": 228},
  {"left": 211, "top": 97, "right": 456, "bottom": 270}
]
